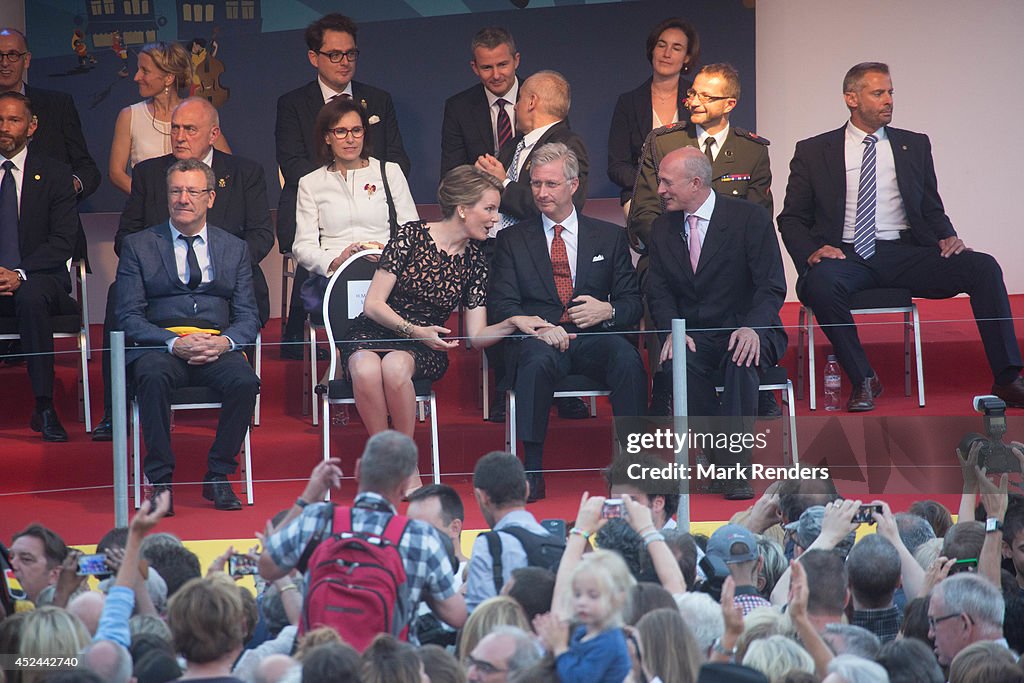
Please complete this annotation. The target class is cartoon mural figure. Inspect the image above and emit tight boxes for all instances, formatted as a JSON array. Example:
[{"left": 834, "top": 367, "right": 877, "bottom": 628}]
[
  {"left": 71, "top": 29, "right": 96, "bottom": 68},
  {"left": 189, "top": 29, "right": 229, "bottom": 107},
  {"left": 111, "top": 29, "right": 128, "bottom": 77}
]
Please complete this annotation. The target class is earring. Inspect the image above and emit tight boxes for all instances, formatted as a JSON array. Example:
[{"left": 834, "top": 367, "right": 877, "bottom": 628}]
[{"left": 459, "top": 209, "right": 466, "bottom": 219}]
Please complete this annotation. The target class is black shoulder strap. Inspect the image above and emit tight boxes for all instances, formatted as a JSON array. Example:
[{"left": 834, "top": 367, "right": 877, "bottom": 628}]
[
  {"left": 483, "top": 531, "right": 505, "bottom": 594},
  {"left": 500, "top": 526, "right": 565, "bottom": 567},
  {"left": 296, "top": 502, "right": 337, "bottom": 573},
  {"left": 379, "top": 158, "right": 399, "bottom": 240}
]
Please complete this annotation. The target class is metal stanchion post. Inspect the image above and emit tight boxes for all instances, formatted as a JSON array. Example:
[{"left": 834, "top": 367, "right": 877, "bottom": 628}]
[
  {"left": 111, "top": 331, "right": 128, "bottom": 526},
  {"left": 671, "top": 318, "right": 689, "bottom": 532}
]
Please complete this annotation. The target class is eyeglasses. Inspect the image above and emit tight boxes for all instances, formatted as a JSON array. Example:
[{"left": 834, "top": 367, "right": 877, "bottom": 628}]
[
  {"left": 318, "top": 49, "right": 360, "bottom": 63},
  {"left": 927, "top": 612, "right": 963, "bottom": 629},
  {"left": 465, "top": 655, "right": 508, "bottom": 675},
  {"left": 0, "top": 51, "right": 27, "bottom": 64},
  {"left": 328, "top": 126, "right": 365, "bottom": 139},
  {"left": 168, "top": 188, "right": 212, "bottom": 198},
  {"left": 529, "top": 180, "right": 566, "bottom": 190},
  {"left": 686, "top": 88, "right": 731, "bottom": 104}
]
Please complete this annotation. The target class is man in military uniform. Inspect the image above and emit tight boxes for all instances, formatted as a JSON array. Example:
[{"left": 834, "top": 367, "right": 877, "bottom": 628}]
[{"left": 627, "top": 63, "right": 775, "bottom": 417}]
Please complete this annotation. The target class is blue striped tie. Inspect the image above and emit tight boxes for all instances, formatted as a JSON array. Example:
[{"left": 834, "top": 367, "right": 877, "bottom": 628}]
[{"left": 853, "top": 134, "right": 878, "bottom": 259}]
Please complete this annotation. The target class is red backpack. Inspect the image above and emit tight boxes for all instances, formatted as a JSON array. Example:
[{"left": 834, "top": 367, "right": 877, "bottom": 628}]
[{"left": 299, "top": 505, "right": 411, "bottom": 651}]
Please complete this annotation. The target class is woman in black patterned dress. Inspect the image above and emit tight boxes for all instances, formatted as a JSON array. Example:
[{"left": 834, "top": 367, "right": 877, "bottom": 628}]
[{"left": 342, "top": 166, "right": 551, "bottom": 485}]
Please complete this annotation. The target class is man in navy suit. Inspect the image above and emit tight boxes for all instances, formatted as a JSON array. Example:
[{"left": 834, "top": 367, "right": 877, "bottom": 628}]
[
  {"left": 488, "top": 143, "right": 646, "bottom": 501},
  {"left": 647, "top": 147, "right": 787, "bottom": 500},
  {"left": 116, "top": 159, "right": 260, "bottom": 515},
  {"left": 440, "top": 27, "right": 520, "bottom": 177},
  {"left": 276, "top": 13, "right": 410, "bottom": 357},
  {"left": 778, "top": 62, "right": 1024, "bottom": 411},
  {"left": 0, "top": 92, "right": 79, "bottom": 441}
]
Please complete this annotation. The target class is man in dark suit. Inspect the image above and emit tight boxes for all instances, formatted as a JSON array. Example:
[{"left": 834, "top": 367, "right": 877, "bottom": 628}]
[
  {"left": 93, "top": 97, "right": 272, "bottom": 440},
  {"left": 647, "top": 147, "right": 787, "bottom": 500},
  {"left": 0, "top": 28, "right": 100, "bottom": 264},
  {"left": 276, "top": 13, "right": 410, "bottom": 357},
  {"left": 0, "top": 92, "right": 80, "bottom": 441},
  {"left": 488, "top": 142, "right": 646, "bottom": 501},
  {"left": 778, "top": 62, "right": 1024, "bottom": 411},
  {"left": 440, "top": 27, "right": 520, "bottom": 176},
  {"left": 116, "top": 158, "right": 260, "bottom": 515}
]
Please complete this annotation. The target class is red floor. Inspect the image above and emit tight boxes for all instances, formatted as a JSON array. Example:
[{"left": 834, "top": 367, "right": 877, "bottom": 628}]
[{"left": 2, "top": 295, "right": 1022, "bottom": 545}]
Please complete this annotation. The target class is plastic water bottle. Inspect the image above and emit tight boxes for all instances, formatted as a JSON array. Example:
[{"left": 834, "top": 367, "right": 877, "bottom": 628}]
[{"left": 823, "top": 355, "right": 842, "bottom": 411}]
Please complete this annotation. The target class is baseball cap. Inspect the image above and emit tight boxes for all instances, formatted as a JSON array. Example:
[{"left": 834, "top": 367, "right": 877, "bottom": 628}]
[{"left": 706, "top": 524, "right": 759, "bottom": 564}]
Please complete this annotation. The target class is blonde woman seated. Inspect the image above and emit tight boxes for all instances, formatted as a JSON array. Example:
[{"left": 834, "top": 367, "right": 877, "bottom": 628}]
[
  {"left": 292, "top": 97, "right": 418, "bottom": 278},
  {"left": 343, "top": 166, "right": 551, "bottom": 487}
]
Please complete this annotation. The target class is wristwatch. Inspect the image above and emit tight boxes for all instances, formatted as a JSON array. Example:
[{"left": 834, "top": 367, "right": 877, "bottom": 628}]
[
  {"left": 602, "top": 304, "right": 617, "bottom": 329},
  {"left": 986, "top": 517, "right": 1003, "bottom": 533}
]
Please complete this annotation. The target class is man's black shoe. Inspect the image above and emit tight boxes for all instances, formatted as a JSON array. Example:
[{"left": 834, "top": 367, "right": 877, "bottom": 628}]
[
  {"left": 30, "top": 407, "right": 68, "bottom": 442},
  {"left": 151, "top": 481, "right": 174, "bottom": 516},
  {"left": 723, "top": 481, "right": 755, "bottom": 501},
  {"left": 555, "top": 397, "right": 589, "bottom": 420},
  {"left": 487, "top": 401, "right": 506, "bottom": 423},
  {"left": 649, "top": 391, "right": 673, "bottom": 416},
  {"left": 758, "top": 391, "right": 782, "bottom": 420},
  {"left": 992, "top": 377, "right": 1024, "bottom": 408},
  {"left": 202, "top": 474, "right": 242, "bottom": 511},
  {"left": 92, "top": 414, "right": 113, "bottom": 441},
  {"left": 847, "top": 374, "right": 883, "bottom": 412},
  {"left": 526, "top": 472, "right": 546, "bottom": 502}
]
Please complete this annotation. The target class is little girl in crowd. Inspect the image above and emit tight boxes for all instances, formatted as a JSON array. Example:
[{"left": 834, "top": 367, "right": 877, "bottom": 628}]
[{"left": 535, "top": 549, "right": 635, "bottom": 683}]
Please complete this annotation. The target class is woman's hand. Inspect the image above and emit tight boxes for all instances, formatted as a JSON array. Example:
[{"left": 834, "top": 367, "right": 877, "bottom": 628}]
[
  {"left": 411, "top": 324, "right": 459, "bottom": 351},
  {"left": 329, "top": 242, "right": 385, "bottom": 274},
  {"left": 509, "top": 315, "right": 554, "bottom": 336}
]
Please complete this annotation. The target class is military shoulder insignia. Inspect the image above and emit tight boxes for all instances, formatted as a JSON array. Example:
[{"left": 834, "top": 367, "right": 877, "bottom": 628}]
[
  {"left": 734, "top": 127, "right": 770, "bottom": 146},
  {"left": 653, "top": 121, "right": 688, "bottom": 137}
]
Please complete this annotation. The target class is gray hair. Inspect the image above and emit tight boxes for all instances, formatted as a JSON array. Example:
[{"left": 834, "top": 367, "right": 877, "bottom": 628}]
[
  {"left": 683, "top": 150, "right": 712, "bottom": 188},
  {"left": 895, "top": 513, "right": 936, "bottom": 555},
  {"left": 530, "top": 142, "right": 579, "bottom": 182},
  {"left": 358, "top": 430, "right": 419, "bottom": 493},
  {"left": 674, "top": 591, "right": 724, "bottom": 655},
  {"left": 822, "top": 623, "right": 881, "bottom": 659},
  {"left": 80, "top": 640, "right": 133, "bottom": 683},
  {"left": 934, "top": 573, "right": 1005, "bottom": 628},
  {"left": 490, "top": 625, "right": 541, "bottom": 675},
  {"left": 129, "top": 613, "right": 173, "bottom": 644},
  {"left": 522, "top": 70, "right": 571, "bottom": 119},
  {"left": 843, "top": 62, "right": 890, "bottom": 93},
  {"left": 826, "top": 654, "right": 890, "bottom": 683},
  {"left": 166, "top": 158, "right": 215, "bottom": 191}
]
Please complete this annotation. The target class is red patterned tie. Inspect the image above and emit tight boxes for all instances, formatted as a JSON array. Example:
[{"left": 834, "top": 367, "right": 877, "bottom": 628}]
[
  {"left": 551, "top": 224, "right": 574, "bottom": 323},
  {"left": 495, "top": 98, "right": 513, "bottom": 150}
]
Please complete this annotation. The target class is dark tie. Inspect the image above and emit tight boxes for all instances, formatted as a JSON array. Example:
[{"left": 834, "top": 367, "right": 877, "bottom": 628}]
[
  {"left": 0, "top": 159, "right": 20, "bottom": 270},
  {"left": 853, "top": 133, "right": 879, "bottom": 259},
  {"left": 179, "top": 234, "right": 202, "bottom": 290},
  {"left": 495, "top": 98, "right": 513, "bottom": 150},
  {"left": 329, "top": 93, "right": 352, "bottom": 102},
  {"left": 703, "top": 138, "right": 716, "bottom": 164},
  {"left": 551, "top": 224, "right": 574, "bottom": 323}
]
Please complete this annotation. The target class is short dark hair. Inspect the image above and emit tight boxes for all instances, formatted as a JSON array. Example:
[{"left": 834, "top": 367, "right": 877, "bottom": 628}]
[
  {"left": 1004, "top": 505, "right": 1024, "bottom": 547},
  {"left": 473, "top": 452, "right": 527, "bottom": 507},
  {"left": 167, "top": 575, "right": 246, "bottom": 663},
  {"left": 166, "top": 158, "right": 215, "bottom": 190},
  {"left": 407, "top": 484, "right": 465, "bottom": 524},
  {"left": 697, "top": 63, "right": 741, "bottom": 100},
  {"left": 0, "top": 90, "right": 33, "bottom": 116},
  {"left": 603, "top": 453, "right": 680, "bottom": 525},
  {"left": 507, "top": 566, "right": 556, "bottom": 622},
  {"left": 645, "top": 17, "right": 700, "bottom": 75},
  {"left": 140, "top": 543, "right": 200, "bottom": 598},
  {"left": 301, "top": 642, "right": 362, "bottom": 683},
  {"left": 777, "top": 479, "right": 839, "bottom": 524},
  {"left": 96, "top": 528, "right": 128, "bottom": 555},
  {"left": 908, "top": 499, "right": 953, "bottom": 538},
  {"left": 313, "top": 97, "right": 371, "bottom": 165},
  {"left": 661, "top": 530, "right": 698, "bottom": 589},
  {"left": 878, "top": 637, "right": 944, "bottom": 683},
  {"left": 13, "top": 524, "right": 67, "bottom": 568},
  {"left": 471, "top": 26, "right": 516, "bottom": 56},
  {"left": 941, "top": 521, "right": 984, "bottom": 572},
  {"left": 843, "top": 62, "right": 890, "bottom": 93},
  {"left": 799, "top": 549, "right": 848, "bottom": 615},
  {"left": 305, "top": 13, "right": 358, "bottom": 52},
  {"left": 847, "top": 535, "right": 900, "bottom": 608},
  {"left": 623, "top": 582, "right": 676, "bottom": 626}
]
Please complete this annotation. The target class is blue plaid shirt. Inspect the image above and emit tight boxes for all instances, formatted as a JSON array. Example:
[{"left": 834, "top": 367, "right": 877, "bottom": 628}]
[{"left": 265, "top": 492, "right": 458, "bottom": 629}]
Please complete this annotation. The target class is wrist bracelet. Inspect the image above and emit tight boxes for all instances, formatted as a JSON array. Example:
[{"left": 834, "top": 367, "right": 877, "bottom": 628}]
[
  {"left": 396, "top": 320, "right": 414, "bottom": 338},
  {"left": 295, "top": 497, "right": 309, "bottom": 509},
  {"left": 712, "top": 637, "right": 737, "bottom": 657},
  {"left": 277, "top": 583, "right": 298, "bottom": 593},
  {"left": 642, "top": 531, "right": 665, "bottom": 546},
  {"left": 569, "top": 527, "right": 592, "bottom": 541},
  {"left": 637, "top": 524, "right": 656, "bottom": 536}
]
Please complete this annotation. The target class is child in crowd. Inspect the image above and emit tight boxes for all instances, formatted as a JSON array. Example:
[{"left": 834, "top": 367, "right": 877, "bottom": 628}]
[{"left": 534, "top": 549, "right": 633, "bottom": 683}]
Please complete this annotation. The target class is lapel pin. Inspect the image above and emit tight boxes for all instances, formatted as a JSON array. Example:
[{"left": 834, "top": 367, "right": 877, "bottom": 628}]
[
  {"left": 34, "top": 174, "right": 41, "bottom": 180},
  {"left": 902, "top": 145, "right": 908, "bottom": 151},
  {"left": 218, "top": 178, "right": 226, "bottom": 187},
  {"left": 725, "top": 150, "right": 734, "bottom": 157},
  {"left": 360, "top": 98, "right": 368, "bottom": 110}
]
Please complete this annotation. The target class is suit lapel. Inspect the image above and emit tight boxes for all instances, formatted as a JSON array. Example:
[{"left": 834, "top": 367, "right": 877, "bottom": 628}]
[
  {"left": 209, "top": 150, "right": 230, "bottom": 224},
  {"left": 573, "top": 216, "right": 595, "bottom": 297},
  {"left": 636, "top": 79, "right": 654, "bottom": 137},
  {"left": 887, "top": 127, "right": 914, "bottom": 205},
  {"left": 521, "top": 121, "right": 564, "bottom": 181},
  {"left": 158, "top": 224, "right": 185, "bottom": 290},
  {"left": 205, "top": 226, "right": 219, "bottom": 284},
  {"left": 473, "top": 85, "right": 496, "bottom": 154},
  {"left": 17, "top": 152, "right": 41, "bottom": 241},
  {"left": 304, "top": 80, "right": 325, "bottom": 123},
  {"left": 823, "top": 127, "right": 847, "bottom": 221},
  {"left": 663, "top": 212, "right": 694, "bottom": 281},
  {"left": 524, "top": 219, "right": 560, "bottom": 303},
  {"left": 696, "top": 196, "right": 728, "bottom": 274}
]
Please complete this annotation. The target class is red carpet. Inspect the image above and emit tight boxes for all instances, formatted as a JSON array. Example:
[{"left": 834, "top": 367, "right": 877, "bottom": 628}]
[{"left": 2, "top": 295, "right": 1023, "bottom": 546}]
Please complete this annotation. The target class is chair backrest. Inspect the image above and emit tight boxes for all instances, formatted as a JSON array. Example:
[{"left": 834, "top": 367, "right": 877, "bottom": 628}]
[{"left": 322, "top": 249, "right": 383, "bottom": 381}]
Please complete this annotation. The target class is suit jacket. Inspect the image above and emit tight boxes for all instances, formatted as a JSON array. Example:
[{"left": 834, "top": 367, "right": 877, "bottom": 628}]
[
  {"left": 777, "top": 125, "right": 956, "bottom": 278},
  {"left": 275, "top": 79, "right": 411, "bottom": 252},
  {"left": 628, "top": 121, "right": 772, "bottom": 252},
  {"left": 488, "top": 213, "right": 641, "bottom": 335},
  {"left": 115, "top": 149, "right": 274, "bottom": 323},
  {"left": 607, "top": 76, "right": 690, "bottom": 203},
  {"left": 496, "top": 121, "right": 589, "bottom": 221},
  {"left": 115, "top": 223, "right": 260, "bottom": 363},
  {"left": 645, "top": 193, "right": 787, "bottom": 362},
  {"left": 9, "top": 150, "right": 79, "bottom": 288},
  {"left": 441, "top": 81, "right": 510, "bottom": 176}
]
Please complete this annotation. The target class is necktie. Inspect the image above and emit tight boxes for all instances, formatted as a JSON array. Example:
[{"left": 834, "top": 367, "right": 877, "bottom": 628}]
[
  {"left": 687, "top": 213, "right": 701, "bottom": 273},
  {"left": 703, "top": 138, "right": 716, "bottom": 164},
  {"left": 853, "top": 134, "right": 878, "bottom": 259},
  {"left": 0, "top": 160, "right": 20, "bottom": 270},
  {"left": 495, "top": 98, "right": 513, "bottom": 150},
  {"left": 179, "top": 234, "right": 202, "bottom": 290},
  {"left": 497, "top": 138, "right": 528, "bottom": 231},
  {"left": 329, "top": 93, "right": 352, "bottom": 102},
  {"left": 550, "top": 224, "right": 574, "bottom": 323}
]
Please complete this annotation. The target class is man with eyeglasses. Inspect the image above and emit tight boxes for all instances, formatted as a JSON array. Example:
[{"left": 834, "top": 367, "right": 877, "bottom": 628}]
[
  {"left": 466, "top": 626, "right": 540, "bottom": 683},
  {"left": 91, "top": 96, "right": 272, "bottom": 441},
  {"left": 927, "top": 573, "right": 1006, "bottom": 666},
  {"left": 115, "top": 158, "right": 260, "bottom": 515},
  {"left": 627, "top": 63, "right": 774, "bottom": 419},
  {"left": 276, "top": 13, "right": 410, "bottom": 360}
]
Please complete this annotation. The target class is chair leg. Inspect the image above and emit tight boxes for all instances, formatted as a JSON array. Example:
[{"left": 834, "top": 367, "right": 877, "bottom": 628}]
[
  {"left": 418, "top": 401, "right": 426, "bottom": 423},
  {"left": 309, "top": 323, "right": 319, "bottom": 427},
  {"left": 506, "top": 390, "right": 516, "bottom": 457},
  {"left": 430, "top": 393, "right": 440, "bottom": 485},
  {"left": 904, "top": 310, "right": 912, "bottom": 397},
  {"left": 913, "top": 304, "right": 925, "bottom": 407},
  {"left": 280, "top": 254, "right": 291, "bottom": 339},
  {"left": 322, "top": 400, "right": 333, "bottom": 502},
  {"left": 79, "top": 327, "right": 92, "bottom": 432},
  {"left": 79, "top": 263, "right": 91, "bottom": 360},
  {"left": 243, "top": 426, "right": 254, "bottom": 505},
  {"left": 254, "top": 333, "right": 262, "bottom": 427},
  {"left": 797, "top": 307, "right": 807, "bottom": 400},
  {"left": 786, "top": 380, "right": 798, "bottom": 466},
  {"left": 808, "top": 309, "right": 817, "bottom": 411},
  {"left": 482, "top": 350, "right": 490, "bottom": 420},
  {"left": 301, "top": 318, "right": 311, "bottom": 417},
  {"left": 132, "top": 400, "right": 141, "bottom": 509},
  {"left": 589, "top": 396, "right": 597, "bottom": 417}
]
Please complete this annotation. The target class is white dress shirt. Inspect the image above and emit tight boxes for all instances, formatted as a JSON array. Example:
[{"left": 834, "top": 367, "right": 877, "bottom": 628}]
[
  {"left": 696, "top": 124, "right": 730, "bottom": 162},
  {"left": 318, "top": 77, "right": 353, "bottom": 103},
  {"left": 505, "top": 119, "right": 559, "bottom": 187},
  {"left": 541, "top": 208, "right": 579, "bottom": 284},
  {"left": 485, "top": 79, "right": 519, "bottom": 153},
  {"left": 169, "top": 222, "right": 212, "bottom": 286},
  {"left": 843, "top": 121, "right": 910, "bottom": 242}
]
